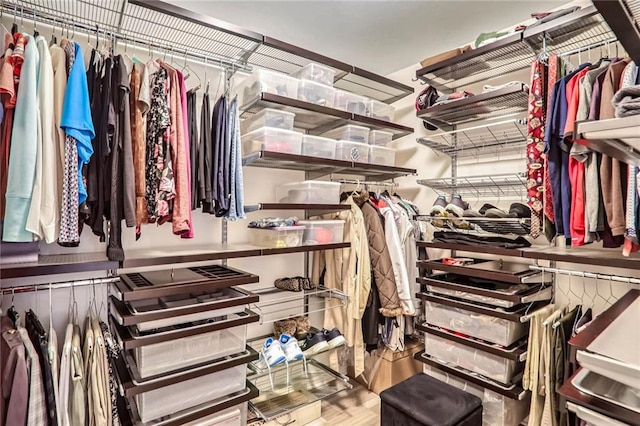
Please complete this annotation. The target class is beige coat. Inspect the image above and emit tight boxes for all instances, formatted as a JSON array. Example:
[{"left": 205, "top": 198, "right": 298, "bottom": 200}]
[{"left": 312, "top": 195, "right": 371, "bottom": 377}]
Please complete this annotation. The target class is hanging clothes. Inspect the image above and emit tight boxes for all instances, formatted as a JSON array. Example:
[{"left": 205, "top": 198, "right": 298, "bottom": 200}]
[
  {"left": 50, "top": 43, "right": 67, "bottom": 240},
  {"left": 198, "top": 93, "right": 212, "bottom": 212},
  {"left": 211, "top": 95, "right": 228, "bottom": 216},
  {"left": 0, "top": 315, "right": 28, "bottom": 426},
  {"left": 227, "top": 96, "right": 245, "bottom": 220},
  {"left": 130, "top": 62, "right": 149, "bottom": 239},
  {"left": 0, "top": 41, "right": 17, "bottom": 222},
  {"left": 543, "top": 54, "right": 558, "bottom": 241},
  {"left": 4, "top": 34, "right": 38, "bottom": 242},
  {"left": 187, "top": 90, "right": 198, "bottom": 210},
  {"left": 527, "top": 60, "right": 546, "bottom": 239},
  {"left": 70, "top": 325, "right": 86, "bottom": 426},
  {"left": 99, "top": 321, "right": 121, "bottom": 426},
  {"left": 17, "top": 325, "right": 48, "bottom": 426},
  {"left": 58, "top": 323, "right": 73, "bottom": 426}
]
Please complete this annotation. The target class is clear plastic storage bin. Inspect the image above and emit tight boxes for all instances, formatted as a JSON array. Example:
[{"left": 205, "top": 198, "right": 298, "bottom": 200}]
[
  {"left": 298, "top": 220, "right": 345, "bottom": 244},
  {"left": 423, "top": 364, "right": 530, "bottom": 426},
  {"left": 135, "top": 365, "right": 246, "bottom": 423},
  {"left": 297, "top": 80, "right": 336, "bottom": 107},
  {"left": 276, "top": 181, "right": 341, "bottom": 204},
  {"left": 424, "top": 333, "right": 521, "bottom": 385},
  {"left": 321, "top": 124, "right": 370, "bottom": 144},
  {"left": 133, "top": 322, "right": 248, "bottom": 378},
  {"left": 425, "top": 300, "right": 527, "bottom": 346},
  {"left": 369, "top": 130, "right": 393, "bottom": 146},
  {"left": 249, "top": 226, "right": 304, "bottom": 248},
  {"left": 237, "top": 69, "right": 298, "bottom": 106},
  {"left": 334, "top": 90, "right": 368, "bottom": 115},
  {"left": 335, "top": 140, "right": 369, "bottom": 163},
  {"left": 301, "top": 135, "right": 336, "bottom": 159},
  {"left": 368, "top": 145, "right": 395, "bottom": 166},
  {"left": 183, "top": 402, "right": 248, "bottom": 426},
  {"left": 367, "top": 100, "right": 396, "bottom": 121},
  {"left": 292, "top": 63, "right": 336, "bottom": 86},
  {"left": 242, "top": 127, "right": 303, "bottom": 155},
  {"left": 242, "top": 108, "right": 295, "bottom": 133}
]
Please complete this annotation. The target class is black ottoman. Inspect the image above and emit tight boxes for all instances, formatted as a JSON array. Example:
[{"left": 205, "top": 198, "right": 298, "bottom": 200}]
[{"left": 380, "top": 374, "right": 483, "bottom": 426}]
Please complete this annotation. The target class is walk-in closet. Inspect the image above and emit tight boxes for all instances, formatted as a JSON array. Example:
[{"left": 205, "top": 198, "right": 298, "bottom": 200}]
[{"left": 1, "top": 0, "right": 639, "bottom": 425}]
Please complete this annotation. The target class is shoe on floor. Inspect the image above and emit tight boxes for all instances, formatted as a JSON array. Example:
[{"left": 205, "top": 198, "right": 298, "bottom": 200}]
[
  {"left": 301, "top": 332, "right": 330, "bottom": 355},
  {"left": 279, "top": 334, "right": 304, "bottom": 362},
  {"left": 323, "top": 328, "right": 346, "bottom": 348},
  {"left": 258, "top": 337, "right": 287, "bottom": 368},
  {"left": 445, "top": 194, "right": 469, "bottom": 218}
]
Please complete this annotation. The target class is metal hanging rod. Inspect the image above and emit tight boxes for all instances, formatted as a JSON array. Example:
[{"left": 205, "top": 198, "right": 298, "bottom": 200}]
[
  {"left": 529, "top": 265, "right": 640, "bottom": 285},
  {"left": 332, "top": 178, "right": 398, "bottom": 188},
  {"left": 1, "top": 277, "right": 120, "bottom": 296},
  {"left": 1, "top": 3, "right": 249, "bottom": 74}
]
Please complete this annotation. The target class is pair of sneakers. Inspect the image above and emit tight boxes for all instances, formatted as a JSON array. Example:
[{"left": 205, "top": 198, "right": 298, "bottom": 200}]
[
  {"left": 430, "top": 194, "right": 471, "bottom": 229},
  {"left": 300, "top": 328, "right": 346, "bottom": 355},
  {"left": 259, "top": 334, "right": 304, "bottom": 368}
]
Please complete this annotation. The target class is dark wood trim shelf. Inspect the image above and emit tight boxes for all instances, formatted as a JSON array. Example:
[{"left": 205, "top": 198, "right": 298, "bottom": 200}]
[
  {"left": 416, "top": 241, "right": 640, "bottom": 271},
  {"left": 243, "top": 150, "right": 416, "bottom": 180},
  {"left": 592, "top": 1, "right": 640, "bottom": 66},
  {"left": 241, "top": 93, "right": 413, "bottom": 139},
  {"left": 0, "top": 252, "right": 118, "bottom": 280}
]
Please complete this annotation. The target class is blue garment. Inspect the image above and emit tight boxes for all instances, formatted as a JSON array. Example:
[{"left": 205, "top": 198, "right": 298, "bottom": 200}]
[
  {"left": 3, "top": 35, "right": 39, "bottom": 242},
  {"left": 544, "top": 63, "right": 590, "bottom": 241},
  {"left": 227, "top": 97, "right": 245, "bottom": 220},
  {"left": 60, "top": 42, "right": 95, "bottom": 204}
]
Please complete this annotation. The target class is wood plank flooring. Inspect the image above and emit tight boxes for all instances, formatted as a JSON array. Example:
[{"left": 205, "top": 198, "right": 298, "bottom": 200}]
[{"left": 306, "top": 381, "right": 381, "bottom": 426}]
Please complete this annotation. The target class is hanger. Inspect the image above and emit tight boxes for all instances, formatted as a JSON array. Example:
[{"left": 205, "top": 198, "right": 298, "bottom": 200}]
[
  {"left": 32, "top": 11, "right": 38, "bottom": 38},
  {"left": 537, "top": 32, "right": 550, "bottom": 65},
  {"left": 50, "top": 17, "right": 57, "bottom": 46},
  {"left": 10, "top": 2, "right": 17, "bottom": 35},
  {"left": 8, "top": 288, "right": 20, "bottom": 326},
  {"left": 183, "top": 51, "right": 202, "bottom": 92}
]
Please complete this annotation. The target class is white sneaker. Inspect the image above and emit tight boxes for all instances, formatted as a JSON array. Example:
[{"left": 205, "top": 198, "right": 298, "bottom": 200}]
[
  {"left": 258, "top": 337, "right": 287, "bottom": 368},
  {"left": 279, "top": 334, "right": 304, "bottom": 362}
]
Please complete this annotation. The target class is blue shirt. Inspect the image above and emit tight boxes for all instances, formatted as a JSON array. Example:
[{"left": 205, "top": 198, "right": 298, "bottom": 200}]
[{"left": 60, "top": 42, "right": 95, "bottom": 204}]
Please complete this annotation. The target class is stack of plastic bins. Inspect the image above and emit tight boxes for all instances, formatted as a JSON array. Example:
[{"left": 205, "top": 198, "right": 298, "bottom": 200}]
[{"left": 109, "top": 265, "right": 261, "bottom": 425}]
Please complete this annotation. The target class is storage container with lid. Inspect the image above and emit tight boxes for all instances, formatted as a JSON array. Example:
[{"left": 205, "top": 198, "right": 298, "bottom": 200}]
[
  {"left": 182, "top": 402, "right": 248, "bottom": 426},
  {"left": 298, "top": 220, "right": 345, "bottom": 244},
  {"left": 368, "top": 145, "right": 395, "bottom": 166},
  {"left": 134, "top": 364, "right": 247, "bottom": 423},
  {"left": 424, "top": 333, "right": 522, "bottom": 385},
  {"left": 321, "top": 124, "right": 370, "bottom": 144},
  {"left": 237, "top": 69, "right": 299, "bottom": 107},
  {"left": 335, "top": 140, "right": 368, "bottom": 163},
  {"left": 301, "top": 135, "right": 336, "bottom": 159},
  {"left": 242, "top": 108, "right": 295, "bottom": 133},
  {"left": 242, "top": 127, "right": 303, "bottom": 155},
  {"left": 369, "top": 130, "right": 394, "bottom": 146},
  {"left": 334, "top": 90, "right": 368, "bottom": 115},
  {"left": 133, "top": 322, "right": 248, "bottom": 379},
  {"left": 276, "top": 181, "right": 341, "bottom": 204},
  {"left": 423, "top": 364, "right": 530, "bottom": 426},
  {"left": 367, "top": 100, "right": 396, "bottom": 121},
  {"left": 249, "top": 226, "right": 304, "bottom": 248},
  {"left": 297, "top": 80, "right": 336, "bottom": 107},
  {"left": 425, "top": 299, "right": 527, "bottom": 346},
  {"left": 292, "top": 63, "right": 336, "bottom": 86}
]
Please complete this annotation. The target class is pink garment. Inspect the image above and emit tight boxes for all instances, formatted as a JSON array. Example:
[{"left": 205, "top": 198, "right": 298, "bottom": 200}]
[
  {"left": 159, "top": 62, "right": 190, "bottom": 235},
  {"left": 177, "top": 70, "right": 194, "bottom": 238}
]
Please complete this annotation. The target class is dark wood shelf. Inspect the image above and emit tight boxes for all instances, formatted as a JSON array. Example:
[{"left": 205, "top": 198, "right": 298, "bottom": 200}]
[
  {"left": 591, "top": 1, "right": 640, "bottom": 66},
  {"left": 242, "top": 150, "right": 416, "bottom": 181},
  {"left": 0, "top": 252, "right": 118, "bottom": 280},
  {"left": 241, "top": 93, "right": 413, "bottom": 139},
  {"left": 575, "top": 116, "right": 640, "bottom": 167},
  {"left": 414, "top": 351, "right": 527, "bottom": 400},
  {"left": 417, "top": 84, "right": 529, "bottom": 132},
  {"left": 417, "top": 323, "right": 527, "bottom": 362},
  {"left": 558, "top": 368, "right": 640, "bottom": 426},
  {"left": 245, "top": 203, "right": 350, "bottom": 213},
  {"left": 415, "top": 6, "right": 613, "bottom": 92},
  {"left": 416, "top": 240, "right": 640, "bottom": 271}
]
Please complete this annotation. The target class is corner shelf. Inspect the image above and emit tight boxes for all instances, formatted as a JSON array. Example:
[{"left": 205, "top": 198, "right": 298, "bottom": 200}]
[
  {"left": 417, "top": 118, "right": 527, "bottom": 159},
  {"left": 0, "top": 252, "right": 118, "bottom": 280},
  {"left": 415, "top": 6, "right": 614, "bottom": 91},
  {"left": 241, "top": 93, "right": 414, "bottom": 139},
  {"left": 243, "top": 151, "right": 416, "bottom": 181},
  {"left": 417, "top": 84, "right": 529, "bottom": 132},
  {"left": 575, "top": 116, "right": 640, "bottom": 166},
  {"left": 417, "top": 173, "right": 526, "bottom": 198}
]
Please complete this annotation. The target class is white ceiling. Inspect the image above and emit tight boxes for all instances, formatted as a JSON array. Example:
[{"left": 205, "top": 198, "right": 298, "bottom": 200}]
[{"left": 167, "top": 0, "right": 567, "bottom": 75}]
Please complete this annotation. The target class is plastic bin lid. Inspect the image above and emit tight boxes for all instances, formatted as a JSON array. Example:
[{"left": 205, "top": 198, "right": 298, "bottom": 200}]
[
  {"left": 281, "top": 180, "right": 341, "bottom": 187},
  {"left": 302, "top": 134, "right": 335, "bottom": 142},
  {"left": 331, "top": 124, "right": 370, "bottom": 132},
  {"left": 298, "top": 220, "right": 345, "bottom": 225},
  {"left": 252, "top": 225, "right": 304, "bottom": 230},
  {"left": 251, "top": 107, "right": 296, "bottom": 119},
  {"left": 337, "top": 139, "right": 368, "bottom": 146},
  {"left": 371, "top": 130, "right": 393, "bottom": 136},
  {"left": 241, "top": 126, "right": 302, "bottom": 138},
  {"left": 298, "top": 79, "right": 334, "bottom": 88}
]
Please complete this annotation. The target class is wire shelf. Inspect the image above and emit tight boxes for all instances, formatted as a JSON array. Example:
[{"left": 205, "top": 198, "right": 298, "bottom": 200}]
[
  {"left": 251, "top": 287, "right": 348, "bottom": 325},
  {"left": 418, "top": 173, "right": 527, "bottom": 199},
  {"left": 415, "top": 215, "right": 531, "bottom": 236},
  {"left": 417, "top": 118, "right": 528, "bottom": 159},
  {"left": 417, "top": 84, "right": 529, "bottom": 132},
  {"left": 5, "top": 0, "right": 413, "bottom": 103},
  {"left": 416, "top": 6, "right": 614, "bottom": 91}
]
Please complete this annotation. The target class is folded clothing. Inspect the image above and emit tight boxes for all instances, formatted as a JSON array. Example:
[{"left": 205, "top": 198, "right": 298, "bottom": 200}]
[
  {"left": 248, "top": 216, "right": 298, "bottom": 229},
  {"left": 433, "top": 230, "right": 532, "bottom": 248},
  {"left": 433, "top": 91, "right": 474, "bottom": 106},
  {"left": 529, "top": 6, "right": 581, "bottom": 27},
  {"left": 612, "top": 83, "right": 640, "bottom": 118}
]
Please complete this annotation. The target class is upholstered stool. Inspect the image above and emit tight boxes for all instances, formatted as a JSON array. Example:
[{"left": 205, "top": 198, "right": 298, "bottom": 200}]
[{"left": 380, "top": 373, "right": 483, "bottom": 426}]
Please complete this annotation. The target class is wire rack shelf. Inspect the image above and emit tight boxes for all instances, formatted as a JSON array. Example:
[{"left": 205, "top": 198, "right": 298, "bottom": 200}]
[{"left": 418, "top": 173, "right": 527, "bottom": 199}]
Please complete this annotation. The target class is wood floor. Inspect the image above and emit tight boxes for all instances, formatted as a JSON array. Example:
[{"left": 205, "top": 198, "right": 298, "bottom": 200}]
[{"left": 306, "top": 382, "right": 381, "bottom": 426}]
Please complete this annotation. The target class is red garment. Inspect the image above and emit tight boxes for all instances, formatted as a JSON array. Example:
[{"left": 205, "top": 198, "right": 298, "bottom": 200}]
[
  {"left": 543, "top": 54, "right": 558, "bottom": 225},
  {"left": 526, "top": 60, "right": 546, "bottom": 238}
]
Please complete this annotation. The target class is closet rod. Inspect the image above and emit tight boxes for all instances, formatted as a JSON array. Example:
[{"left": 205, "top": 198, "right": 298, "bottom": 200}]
[
  {"left": 1, "top": 277, "right": 120, "bottom": 296},
  {"left": 1, "top": 4, "right": 249, "bottom": 74},
  {"left": 333, "top": 178, "right": 399, "bottom": 188},
  {"left": 556, "top": 37, "right": 619, "bottom": 58},
  {"left": 529, "top": 265, "right": 640, "bottom": 285}
]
